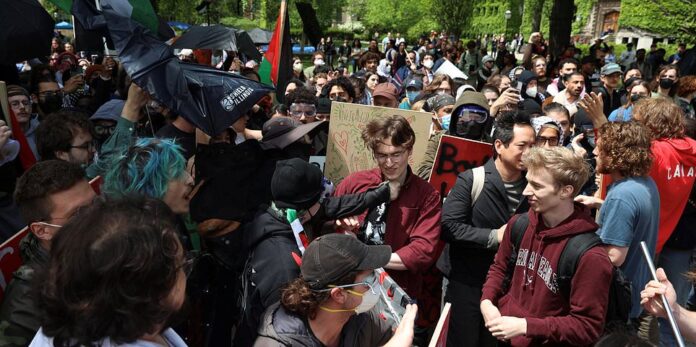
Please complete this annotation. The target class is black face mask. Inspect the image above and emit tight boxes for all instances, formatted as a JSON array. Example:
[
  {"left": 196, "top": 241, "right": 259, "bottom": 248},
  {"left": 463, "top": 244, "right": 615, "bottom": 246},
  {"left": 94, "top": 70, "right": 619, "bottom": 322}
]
[
  {"left": 454, "top": 119, "right": 484, "bottom": 140},
  {"left": 333, "top": 96, "right": 347, "bottom": 103},
  {"left": 630, "top": 94, "right": 645, "bottom": 103},
  {"left": 659, "top": 78, "right": 675, "bottom": 90},
  {"left": 39, "top": 95, "right": 63, "bottom": 114}
]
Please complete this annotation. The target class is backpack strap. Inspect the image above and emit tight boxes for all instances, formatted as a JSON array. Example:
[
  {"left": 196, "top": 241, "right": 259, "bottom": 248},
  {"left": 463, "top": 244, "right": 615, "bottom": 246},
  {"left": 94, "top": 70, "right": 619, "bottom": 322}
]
[
  {"left": 510, "top": 212, "right": 529, "bottom": 251},
  {"left": 470, "top": 166, "right": 485, "bottom": 205},
  {"left": 502, "top": 213, "right": 529, "bottom": 294},
  {"left": 557, "top": 232, "right": 602, "bottom": 298}
]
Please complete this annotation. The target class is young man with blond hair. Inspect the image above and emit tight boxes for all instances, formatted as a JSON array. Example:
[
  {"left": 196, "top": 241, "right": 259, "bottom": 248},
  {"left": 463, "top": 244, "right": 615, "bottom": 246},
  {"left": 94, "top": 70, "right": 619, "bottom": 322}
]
[{"left": 481, "top": 147, "right": 612, "bottom": 346}]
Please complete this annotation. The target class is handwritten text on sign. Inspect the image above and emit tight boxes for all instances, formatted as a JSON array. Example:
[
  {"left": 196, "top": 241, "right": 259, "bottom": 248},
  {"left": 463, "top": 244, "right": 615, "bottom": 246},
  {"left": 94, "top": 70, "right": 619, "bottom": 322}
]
[
  {"left": 325, "top": 102, "right": 431, "bottom": 184},
  {"left": 428, "top": 135, "right": 493, "bottom": 201}
]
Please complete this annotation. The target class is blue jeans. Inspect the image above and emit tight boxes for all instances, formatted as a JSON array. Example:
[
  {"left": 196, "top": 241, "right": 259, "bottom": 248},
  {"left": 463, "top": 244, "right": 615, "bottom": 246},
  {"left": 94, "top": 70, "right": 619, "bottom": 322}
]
[{"left": 657, "top": 247, "right": 694, "bottom": 346}]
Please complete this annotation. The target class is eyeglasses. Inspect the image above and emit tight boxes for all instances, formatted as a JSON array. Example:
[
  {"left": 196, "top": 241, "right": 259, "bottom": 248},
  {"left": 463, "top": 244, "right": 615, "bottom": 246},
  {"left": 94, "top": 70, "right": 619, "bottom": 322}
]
[
  {"left": 314, "top": 274, "right": 378, "bottom": 295},
  {"left": 94, "top": 125, "right": 116, "bottom": 136},
  {"left": 289, "top": 103, "right": 317, "bottom": 119},
  {"left": 536, "top": 136, "right": 559, "bottom": 146},
  {"left": 39, "top": 90, "right": 64, "bottom": 99},
  {"left": 70, "top": 140, "right": 97, "bottom": 152},
  {"left": 37, "top": 221, "right": 62, "bottom": 228},
  {"left": 374, "top": 149, "right": 408, "bottom": 163},
  {"left": 9, "top": 100, "right": 31, "bottom": 108}
]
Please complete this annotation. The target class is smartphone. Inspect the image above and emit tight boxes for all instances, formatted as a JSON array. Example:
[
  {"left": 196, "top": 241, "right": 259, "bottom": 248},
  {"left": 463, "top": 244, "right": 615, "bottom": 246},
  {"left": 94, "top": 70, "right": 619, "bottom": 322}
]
[{"left": 91, "top": 54, "right": 98, "bottom": 63}]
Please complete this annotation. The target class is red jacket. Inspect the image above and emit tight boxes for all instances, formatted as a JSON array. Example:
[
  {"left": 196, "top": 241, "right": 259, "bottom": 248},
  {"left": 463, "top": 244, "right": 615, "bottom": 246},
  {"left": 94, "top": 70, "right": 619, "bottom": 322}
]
[
  {"left": 481, "top": 205, "right": 612, "bottom": 346},
  {"left": 649, "top": 137, "right": 696, "bottom": 253},
  {"left": 334, "top": 167, "right": 443, "bottom": 299}
]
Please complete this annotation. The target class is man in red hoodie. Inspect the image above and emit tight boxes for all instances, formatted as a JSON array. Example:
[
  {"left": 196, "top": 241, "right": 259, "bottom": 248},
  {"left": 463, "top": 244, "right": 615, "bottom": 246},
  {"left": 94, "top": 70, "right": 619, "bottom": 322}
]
[
  {"left": 480, "top": 147, "right": 613, "bottom": 346},
  {"left": 633, "top": 97, "right": 696, "bottom": 344}
]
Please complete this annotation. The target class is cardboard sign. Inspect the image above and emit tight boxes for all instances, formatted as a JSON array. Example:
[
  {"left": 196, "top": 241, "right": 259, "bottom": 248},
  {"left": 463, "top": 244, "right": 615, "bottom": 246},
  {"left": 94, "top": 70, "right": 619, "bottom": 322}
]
[
  {"left": 325, "top": 102, "right": 431, "bottom": 184},
  {"left": 428, "top": 135, "right": 493, "bottom": 201},
  {"left": 429, "top": 302, "right": 451, "bottom": 347}
]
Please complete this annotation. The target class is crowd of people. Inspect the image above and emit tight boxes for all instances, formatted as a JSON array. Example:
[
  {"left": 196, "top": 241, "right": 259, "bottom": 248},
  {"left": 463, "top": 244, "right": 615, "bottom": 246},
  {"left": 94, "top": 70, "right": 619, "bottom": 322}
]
[{"left": 0, "top": 25, "right": 695, "bottom": 347}]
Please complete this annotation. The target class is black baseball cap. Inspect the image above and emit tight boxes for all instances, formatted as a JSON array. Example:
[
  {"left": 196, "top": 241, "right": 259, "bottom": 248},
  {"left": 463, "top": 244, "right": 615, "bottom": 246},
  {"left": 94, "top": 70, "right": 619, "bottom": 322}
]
[
  {"left": 302, "top": 234, "right": 392, "bottom": 290},
  {"left": 271, "top": 158, "right": 324, "bottom": 210}
]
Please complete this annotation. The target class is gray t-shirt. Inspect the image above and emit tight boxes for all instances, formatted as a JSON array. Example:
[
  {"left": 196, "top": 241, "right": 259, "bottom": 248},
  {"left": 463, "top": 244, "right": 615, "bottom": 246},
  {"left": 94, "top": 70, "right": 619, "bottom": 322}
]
[{"left": 503, "top": 177, "right": 526, "bottom": 215}]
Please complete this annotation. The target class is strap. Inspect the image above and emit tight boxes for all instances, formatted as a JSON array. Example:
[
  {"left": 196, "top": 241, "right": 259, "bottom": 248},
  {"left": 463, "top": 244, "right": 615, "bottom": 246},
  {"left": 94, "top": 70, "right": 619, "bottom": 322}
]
[
  {"left": 470, "top": 166, "right": 485, "bottom": 205},
  {"left": 557, "top": 232, "right": 602, "bottom": 297},
  {"left": 510, "top": 213, "right": 529, "bottom": 251}
]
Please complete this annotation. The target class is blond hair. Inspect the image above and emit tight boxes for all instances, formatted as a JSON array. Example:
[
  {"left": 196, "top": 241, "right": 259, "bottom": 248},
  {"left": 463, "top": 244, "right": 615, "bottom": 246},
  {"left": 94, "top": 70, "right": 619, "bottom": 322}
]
[{"left": 522, "top": 147, "right": 590, "bottom": 196}]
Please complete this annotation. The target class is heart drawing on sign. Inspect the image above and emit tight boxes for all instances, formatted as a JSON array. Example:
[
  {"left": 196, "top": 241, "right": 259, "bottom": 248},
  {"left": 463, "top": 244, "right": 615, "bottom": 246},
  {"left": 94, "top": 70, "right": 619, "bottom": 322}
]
[{"left": 334, "top": 131, "right": 349, "bottom": 155}]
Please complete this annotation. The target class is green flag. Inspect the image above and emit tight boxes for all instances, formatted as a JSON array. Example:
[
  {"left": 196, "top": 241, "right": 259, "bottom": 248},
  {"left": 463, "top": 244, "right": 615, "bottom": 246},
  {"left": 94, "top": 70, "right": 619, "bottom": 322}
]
[{"left": 48, "top": 0, "right": 159, "bottom": 34}]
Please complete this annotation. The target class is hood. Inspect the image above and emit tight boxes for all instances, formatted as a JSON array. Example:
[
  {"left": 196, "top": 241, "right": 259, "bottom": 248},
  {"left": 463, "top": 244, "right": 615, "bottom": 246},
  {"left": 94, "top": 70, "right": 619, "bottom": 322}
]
[
  {"left": 529, "top": 203, "right": 598, "bottom": 240},
  {"left": 24, "top": 116, "right": 40, "bottom": 137},
  {"left": 243, "top": 207, "right": 294, "bottom": 250},
  {"left": 653, "top": 137, "right": 696, "bottom": 166},
  {"left": 19, "top": 233, "right": 49, "bottom": 266},
  {"left": 256, "top": 302, "right": 317, "bottom": 345}
]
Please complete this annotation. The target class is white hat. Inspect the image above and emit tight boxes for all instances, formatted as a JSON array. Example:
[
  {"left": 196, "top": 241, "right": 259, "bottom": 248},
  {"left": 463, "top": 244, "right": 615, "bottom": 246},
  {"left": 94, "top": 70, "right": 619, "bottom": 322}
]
[{"left": 178, "top": 49, "right": 194, "bottom": 57}]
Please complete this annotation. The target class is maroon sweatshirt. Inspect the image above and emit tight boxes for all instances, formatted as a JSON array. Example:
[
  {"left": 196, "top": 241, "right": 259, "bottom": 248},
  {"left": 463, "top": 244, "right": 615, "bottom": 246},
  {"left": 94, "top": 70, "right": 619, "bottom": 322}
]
[{"left": 481, "top": 205, "right": 613, "bottom": 346}]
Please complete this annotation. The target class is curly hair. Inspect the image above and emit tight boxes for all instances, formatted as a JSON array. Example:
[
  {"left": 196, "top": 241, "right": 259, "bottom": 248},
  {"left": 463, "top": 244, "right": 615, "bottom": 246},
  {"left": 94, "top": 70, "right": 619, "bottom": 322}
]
[
  {"left": 281, "top": 271, "right": 357, "bottom": 320},
  {"left": 284, "top": 86, "right": 318, "bottom": 108},
  {"left": 103, "top": 138, "right": 186, "bottom": 200},
  {"left": 634, "top": 97, "right": 685, "bottom": 139},
  {"left": 36, "top": 110, "right": 94, "bottom": 160},
  {"left": 14, "top": 160, "right": 86, "bottom": 224},
  {"left": 361, "top": 115, "right": 416, "bottom": 152},
  {"left": 522, "top": 147, "right": 590, "bottom": 197},
  {"left": 597, "top": 122, "right": 653, "bottom": 177},
  {"left": 36, "top": 196, "right": 181, "bottom": 346},
  {"left": 324, "top": 76, "right": 356, "bottom": 101},
  {"left": 677, "top": 75, "right": 696, "bottom": 98}
]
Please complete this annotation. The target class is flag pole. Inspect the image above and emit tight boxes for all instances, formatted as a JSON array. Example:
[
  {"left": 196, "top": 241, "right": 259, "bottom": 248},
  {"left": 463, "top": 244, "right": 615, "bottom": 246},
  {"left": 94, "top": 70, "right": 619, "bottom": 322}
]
[{"left": 278, "top": 0, "right": 287, "bottom": 74}]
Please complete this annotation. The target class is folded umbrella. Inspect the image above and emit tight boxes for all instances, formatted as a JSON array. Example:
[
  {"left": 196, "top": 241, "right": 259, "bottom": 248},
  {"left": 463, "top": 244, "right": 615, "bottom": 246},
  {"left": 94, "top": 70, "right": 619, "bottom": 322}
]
[
  {"left": 0, "top": 0, "right": 54, "bottom": 64},
  {"left": 172, "top": 25, "right": 262, "bottom": 62},
  {"left": 100, "top": 0, "right": 273, "bottom": 136}
]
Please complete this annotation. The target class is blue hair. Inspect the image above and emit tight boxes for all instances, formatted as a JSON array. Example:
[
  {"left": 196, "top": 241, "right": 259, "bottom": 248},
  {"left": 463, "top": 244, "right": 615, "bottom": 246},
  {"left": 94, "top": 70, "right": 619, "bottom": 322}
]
[{"left": 103, "top": 138, "right": 187, "bottom": 200}]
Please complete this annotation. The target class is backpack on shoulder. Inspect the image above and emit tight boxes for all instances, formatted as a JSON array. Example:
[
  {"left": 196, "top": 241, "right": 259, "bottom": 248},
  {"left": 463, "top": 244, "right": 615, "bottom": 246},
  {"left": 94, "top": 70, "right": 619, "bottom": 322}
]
[{"left": 506, "top": 213, "right": 632, "bottom": 331}]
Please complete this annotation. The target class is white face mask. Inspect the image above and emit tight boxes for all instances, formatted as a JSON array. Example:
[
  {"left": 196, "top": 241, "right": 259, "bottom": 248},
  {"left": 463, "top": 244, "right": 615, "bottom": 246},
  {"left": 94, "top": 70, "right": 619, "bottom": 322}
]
[
  {"left": 293, "top": 63, "right": 303, "bottom": 72},
  {"left": 352, "top": 284, "right": 379, "bottom": 314},
  {"left": 526, "top": 87, "right": 538, "bottom": 98},
  {"left": 314, "top": 59, "right": 325, "bottom": 66},
  {"left": 423, "top": 60, "right": 434, "bottom": 69}
]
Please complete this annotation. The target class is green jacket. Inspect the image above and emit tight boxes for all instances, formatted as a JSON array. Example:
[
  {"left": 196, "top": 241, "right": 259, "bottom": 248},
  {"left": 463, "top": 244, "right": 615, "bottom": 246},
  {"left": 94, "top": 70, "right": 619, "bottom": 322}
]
[{"left": 415, "top": 131, "right": 444, "bottom": 182}]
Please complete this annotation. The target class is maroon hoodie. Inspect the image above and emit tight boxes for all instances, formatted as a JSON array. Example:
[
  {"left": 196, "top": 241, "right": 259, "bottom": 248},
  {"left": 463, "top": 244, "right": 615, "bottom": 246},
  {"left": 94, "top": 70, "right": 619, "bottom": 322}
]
[{"left": 481, "top": 204, "right": 613, "bottom": 346}]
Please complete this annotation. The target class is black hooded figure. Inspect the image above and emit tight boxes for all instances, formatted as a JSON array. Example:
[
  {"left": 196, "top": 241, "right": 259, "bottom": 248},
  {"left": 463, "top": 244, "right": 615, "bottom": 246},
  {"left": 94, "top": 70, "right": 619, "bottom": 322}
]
[{"left": 516, "top": 70, "right": 545, "bottom": 106}]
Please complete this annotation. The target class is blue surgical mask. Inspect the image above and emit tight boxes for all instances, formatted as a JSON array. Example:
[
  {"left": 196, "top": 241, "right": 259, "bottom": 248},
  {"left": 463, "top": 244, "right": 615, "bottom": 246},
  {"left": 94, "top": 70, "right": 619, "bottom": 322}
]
[
  {"left": 406, "top": 91, "right": 419, "bottom": 104},
  {"left": 440, "top": 114, "right": 451, "bottom": 131}
]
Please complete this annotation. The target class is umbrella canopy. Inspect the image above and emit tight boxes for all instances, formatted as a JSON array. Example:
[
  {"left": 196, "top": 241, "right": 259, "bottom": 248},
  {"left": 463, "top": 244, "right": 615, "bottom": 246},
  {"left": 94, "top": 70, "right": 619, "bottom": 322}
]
[
  {"left": 100, "top": 0, "right": 273, "bottom": 136},
  {"left": 248, "top": 28, "right": 273, "bottom": 45},
  {"left": 0, "top": 0, "right": 54, "bottom": 64},
  {"left": 172, "top": 25, "right": 262, "bottom": 62},
  {"left": 55, "top": 21, "right": 73, "bottom": 30},
  {"left": 168, "top": 21, "right": 190, "bottom": 31}
]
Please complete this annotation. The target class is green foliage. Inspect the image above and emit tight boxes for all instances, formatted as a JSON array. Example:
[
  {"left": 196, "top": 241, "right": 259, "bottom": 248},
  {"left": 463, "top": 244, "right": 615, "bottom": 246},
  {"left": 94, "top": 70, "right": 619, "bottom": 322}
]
[
  {"left": 571, "top": 0, "right": 595, "bottom": 36},
  {"left": 219, "top": 16, "right": 262, "bottom": 30},
  {"left": 619, "top": 0, "right": 696, "bottom": 41}
]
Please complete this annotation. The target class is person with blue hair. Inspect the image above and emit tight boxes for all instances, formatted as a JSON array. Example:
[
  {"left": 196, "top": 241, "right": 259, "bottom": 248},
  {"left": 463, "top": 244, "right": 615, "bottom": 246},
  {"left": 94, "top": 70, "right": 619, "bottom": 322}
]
[{"left": 102, "top": 137, "right": 193, "bottom": 216}]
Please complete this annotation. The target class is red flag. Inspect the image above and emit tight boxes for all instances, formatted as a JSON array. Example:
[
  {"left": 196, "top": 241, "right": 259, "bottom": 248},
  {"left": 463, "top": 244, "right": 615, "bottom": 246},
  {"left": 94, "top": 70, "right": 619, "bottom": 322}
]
[
  {"left": 262, "top": 0, "right": 292, "bottom": 100},
  {"left": 7, "top": 108, "right": 36, "bottom": 170}
]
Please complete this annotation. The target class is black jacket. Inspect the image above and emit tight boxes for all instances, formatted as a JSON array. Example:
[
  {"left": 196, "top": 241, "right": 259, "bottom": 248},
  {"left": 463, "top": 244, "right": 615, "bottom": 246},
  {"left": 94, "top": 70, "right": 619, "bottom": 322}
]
[
  {"left": 235, "top": 184, "right": 391, "bottom": 345},
  {"left": 0, "top": 234, "right": 48, "bottom": 347},
  {"left": 253, "top": 302, "right": 392, "bottom": 347},
  {"left": 440, "top": 158, "right": 528, "bottom": 284}
]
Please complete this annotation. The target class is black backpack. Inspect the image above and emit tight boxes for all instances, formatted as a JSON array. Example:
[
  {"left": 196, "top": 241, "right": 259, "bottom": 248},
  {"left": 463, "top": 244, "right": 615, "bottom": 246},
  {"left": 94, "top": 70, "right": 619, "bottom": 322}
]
[{"left": 506, "top": 213, "right": 632, "bottom": 331}]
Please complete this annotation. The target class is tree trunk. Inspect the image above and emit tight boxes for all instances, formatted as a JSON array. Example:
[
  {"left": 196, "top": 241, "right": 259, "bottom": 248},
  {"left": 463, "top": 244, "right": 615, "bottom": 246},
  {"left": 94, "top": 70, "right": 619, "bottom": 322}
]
[
  {"left": 549, "top": 0, "right": 573, "bottom": 61},
  {"left": 531, "top": 0, "right": 545, "bottom": 32}
]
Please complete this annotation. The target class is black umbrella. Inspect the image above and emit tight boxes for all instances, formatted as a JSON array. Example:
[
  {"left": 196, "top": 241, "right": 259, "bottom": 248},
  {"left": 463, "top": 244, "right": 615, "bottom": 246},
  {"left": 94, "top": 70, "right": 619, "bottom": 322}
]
[
  {"left": 248, "top": 28, "right": 273, "bottom": 45},
  {"left": 0, "top": 0, "right": 54, "bottom": 64},
  {"left": 100, "top": 0, "right": 273, "bottom": 136},
  {"left": 172, "top": 25, "right": 262, "bottom": 62}
]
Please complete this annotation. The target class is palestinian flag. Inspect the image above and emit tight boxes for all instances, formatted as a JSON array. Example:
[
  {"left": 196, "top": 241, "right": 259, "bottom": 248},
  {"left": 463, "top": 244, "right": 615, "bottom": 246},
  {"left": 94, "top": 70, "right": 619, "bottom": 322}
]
[
  {"left": 258, "top": 0, "right": 292, "bottom": 102},
  {"left": 48, "top": 0, "right": 159, "bottom": 33}
]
